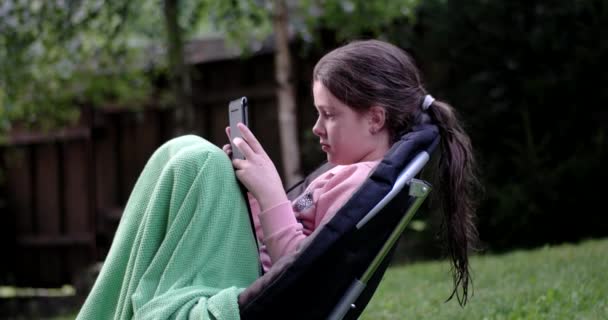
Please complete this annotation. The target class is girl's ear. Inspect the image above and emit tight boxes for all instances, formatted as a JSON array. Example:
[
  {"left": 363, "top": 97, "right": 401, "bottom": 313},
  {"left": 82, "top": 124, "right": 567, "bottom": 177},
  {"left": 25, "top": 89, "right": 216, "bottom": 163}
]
[{"left": 368, "top": 106, "right": 386, "bottom": 134}]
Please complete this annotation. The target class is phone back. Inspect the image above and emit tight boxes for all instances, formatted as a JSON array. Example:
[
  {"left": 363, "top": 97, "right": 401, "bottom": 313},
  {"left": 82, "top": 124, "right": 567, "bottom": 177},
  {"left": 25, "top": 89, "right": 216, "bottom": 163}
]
[{"left": 229, "top": 97, "right": 248, "bottom": 159}]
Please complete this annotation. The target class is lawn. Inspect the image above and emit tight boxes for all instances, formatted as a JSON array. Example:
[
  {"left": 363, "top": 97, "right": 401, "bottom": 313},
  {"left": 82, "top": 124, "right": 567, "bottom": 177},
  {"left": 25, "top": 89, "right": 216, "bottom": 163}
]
[
  {"left": 51, "top": 238, "right": 607, "bottom": 319},
  {"left": 360, "top": 238, "right": 608, "bottom": 320}
]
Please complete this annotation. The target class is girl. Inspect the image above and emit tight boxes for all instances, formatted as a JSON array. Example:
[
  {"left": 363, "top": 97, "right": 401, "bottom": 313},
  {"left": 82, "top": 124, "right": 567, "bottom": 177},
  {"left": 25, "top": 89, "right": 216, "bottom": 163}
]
[{"left": 77, "top": 39, "right": 479, "bottom": 319}]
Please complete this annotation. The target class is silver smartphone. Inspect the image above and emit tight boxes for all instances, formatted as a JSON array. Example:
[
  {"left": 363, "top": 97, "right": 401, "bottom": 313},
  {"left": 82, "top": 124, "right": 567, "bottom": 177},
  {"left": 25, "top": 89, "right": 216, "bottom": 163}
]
[{"left": 228, "top": 96, "right": 249, "bottom": 160}]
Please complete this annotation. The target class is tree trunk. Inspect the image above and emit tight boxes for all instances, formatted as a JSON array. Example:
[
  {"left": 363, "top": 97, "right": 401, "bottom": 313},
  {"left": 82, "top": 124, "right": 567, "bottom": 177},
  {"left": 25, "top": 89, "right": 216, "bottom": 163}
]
[
  {"left": 163, "top": 0, "right": 194, "bottom": 135},
  {"left": 273, "top": 0, "right": 302, "bottom": 187}
]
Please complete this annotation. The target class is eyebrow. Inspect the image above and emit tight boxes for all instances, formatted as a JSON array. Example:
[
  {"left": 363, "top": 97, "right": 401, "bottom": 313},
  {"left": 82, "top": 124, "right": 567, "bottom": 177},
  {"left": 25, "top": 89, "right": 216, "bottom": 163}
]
[{"left": 315, "top": 104, "right": 334, "bottom": 111}]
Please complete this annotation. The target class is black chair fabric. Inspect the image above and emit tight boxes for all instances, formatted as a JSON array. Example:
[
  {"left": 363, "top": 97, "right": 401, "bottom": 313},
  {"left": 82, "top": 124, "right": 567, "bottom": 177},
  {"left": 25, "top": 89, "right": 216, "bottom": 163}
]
[{"left": 239, "top": 124, "right": 440, "bottom": 319}]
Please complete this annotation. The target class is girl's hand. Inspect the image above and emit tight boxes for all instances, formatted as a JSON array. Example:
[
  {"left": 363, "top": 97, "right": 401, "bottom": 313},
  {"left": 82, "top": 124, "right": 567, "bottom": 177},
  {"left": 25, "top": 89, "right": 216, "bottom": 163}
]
[
  {"left": 222, "top": 143, "right": 232, "bottom": 158},
  {"left": 222, "top": 126, "right": 233, "bottom": 158},
  {"left": 231, "top": 123, "right": 288, "bottom": 210}
]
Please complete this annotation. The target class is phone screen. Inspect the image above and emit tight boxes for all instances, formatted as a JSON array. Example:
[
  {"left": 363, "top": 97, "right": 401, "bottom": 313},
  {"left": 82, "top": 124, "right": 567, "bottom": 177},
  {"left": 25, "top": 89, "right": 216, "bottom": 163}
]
[{"left": 228, "top": 96, "right": 248, "bottom": 160}]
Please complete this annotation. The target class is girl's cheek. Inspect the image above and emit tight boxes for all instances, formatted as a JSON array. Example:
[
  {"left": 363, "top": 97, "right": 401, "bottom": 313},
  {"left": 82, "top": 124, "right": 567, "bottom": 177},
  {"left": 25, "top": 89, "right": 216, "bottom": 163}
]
[{"left": 325, "top": 124, "right": 334, "bottom": 138}]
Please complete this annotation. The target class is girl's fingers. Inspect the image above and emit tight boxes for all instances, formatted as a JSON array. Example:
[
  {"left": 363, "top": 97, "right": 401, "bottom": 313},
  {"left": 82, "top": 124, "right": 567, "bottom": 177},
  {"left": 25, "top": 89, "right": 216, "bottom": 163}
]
[
  {"left": 222, "top": 144, "right": 232, "bottom": 155},
  {"left": 238, "top": 123, "right": 264, "bottom": 154},
  {"left": 232, "top": 158, "right": 245, "bottom": 170},
  {"left": 225, "top": 126, "right": 232, "bottom": 141},
  {"left": 233, "top": 137, "right": 255, "bottom": 159}
]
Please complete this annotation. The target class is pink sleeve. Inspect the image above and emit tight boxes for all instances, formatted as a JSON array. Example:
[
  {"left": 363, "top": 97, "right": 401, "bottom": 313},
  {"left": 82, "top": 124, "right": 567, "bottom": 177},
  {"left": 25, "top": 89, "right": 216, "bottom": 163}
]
[
  {"left": 247, "top": 192, "right": 265, "bottom": 242},
  {"left": 257, "top": 201, "right": 304, "bottom": 263},
  {"left": 249, "top": 193, "right": 277, "bottom": 272},
  {"left": 258, "top": 162, "right": 375, "bottom": 264}
]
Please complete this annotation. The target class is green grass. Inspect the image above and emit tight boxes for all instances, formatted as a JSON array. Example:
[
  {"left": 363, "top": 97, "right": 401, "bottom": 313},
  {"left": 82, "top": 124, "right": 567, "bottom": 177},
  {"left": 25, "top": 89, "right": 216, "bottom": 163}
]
[
  {"left": 360, "top": 238, "right": 608, "bottom": 320},
  {"left": 51, "top": 238, "right": 607, "bottom": 319}
]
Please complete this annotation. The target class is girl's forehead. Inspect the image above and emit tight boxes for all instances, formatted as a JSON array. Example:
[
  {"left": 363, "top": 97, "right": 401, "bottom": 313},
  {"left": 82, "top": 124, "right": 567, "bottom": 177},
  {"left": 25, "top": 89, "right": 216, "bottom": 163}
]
[{"left": 313, "top": 81, "right": 340, "bottom": 108}]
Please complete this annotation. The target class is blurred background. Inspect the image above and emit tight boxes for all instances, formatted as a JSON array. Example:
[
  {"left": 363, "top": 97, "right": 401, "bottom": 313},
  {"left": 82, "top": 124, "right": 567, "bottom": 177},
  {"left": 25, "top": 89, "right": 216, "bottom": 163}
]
[{"left": 1, "top": 0, "right": 606, "bottom": 318}]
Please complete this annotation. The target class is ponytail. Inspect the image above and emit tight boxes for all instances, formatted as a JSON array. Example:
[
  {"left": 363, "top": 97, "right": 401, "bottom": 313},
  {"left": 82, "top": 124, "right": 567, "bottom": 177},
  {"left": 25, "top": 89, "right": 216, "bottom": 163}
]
[
  {"left": 426, "top": 99, "right": 481, "bottom": 306},
  {"left": 310, "top": 38, "right": 480, "bottom": 305}
]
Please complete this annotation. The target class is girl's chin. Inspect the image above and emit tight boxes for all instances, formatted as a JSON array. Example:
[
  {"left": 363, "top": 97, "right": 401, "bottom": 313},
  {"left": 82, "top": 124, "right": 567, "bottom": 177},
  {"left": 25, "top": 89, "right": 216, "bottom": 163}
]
[{"left": 326, "top": 154, "right": 349, "bottom": 165}]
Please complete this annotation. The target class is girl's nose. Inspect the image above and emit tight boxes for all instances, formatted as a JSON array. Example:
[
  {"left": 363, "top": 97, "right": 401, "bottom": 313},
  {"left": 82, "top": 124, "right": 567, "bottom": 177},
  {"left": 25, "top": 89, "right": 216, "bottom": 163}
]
[{"left": 312, "top": 117, "right": 324, "bottom": 137}]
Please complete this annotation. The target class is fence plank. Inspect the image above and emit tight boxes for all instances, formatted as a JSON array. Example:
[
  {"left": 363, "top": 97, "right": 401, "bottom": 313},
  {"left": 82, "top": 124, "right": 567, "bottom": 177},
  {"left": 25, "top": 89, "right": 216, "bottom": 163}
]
[
  {"left": 119, "top": 113, "right": 138, "bottom": 204},
  {"left": 34, "top": 144, "right": 62, "bottom": 285},
  {"left": 5, "top": 147, "right": 34, "bottom": 235},
  {"left": 93, "top": 117, "right": 120, "bottom": 259},
  {"left": 94, "top": 121, "right": 119, "bottom": 210},
  {"left": 63, "top": 139, "right": 93, "bottom": 282},
  {"left": 2, "top": 68, "right": 308, "bottom": 287},
  {"left": 4, "top": 147, "right": 28, "bottom": 285},
  {"left": 64, "top": 140, "right": 89, "bottom": 235},
  {"left": 3, "top": 147, "right": 34, "bottom": 285},
  {"left": 136, "top": 110, "right": 160, "bottom": 175}
]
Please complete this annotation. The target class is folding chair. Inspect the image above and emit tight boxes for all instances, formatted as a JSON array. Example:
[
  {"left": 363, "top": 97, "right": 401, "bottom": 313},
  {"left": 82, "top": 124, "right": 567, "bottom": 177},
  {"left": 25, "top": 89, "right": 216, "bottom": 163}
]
[{"left": 238, "top": 123, "right": 440, "bottom": 319}]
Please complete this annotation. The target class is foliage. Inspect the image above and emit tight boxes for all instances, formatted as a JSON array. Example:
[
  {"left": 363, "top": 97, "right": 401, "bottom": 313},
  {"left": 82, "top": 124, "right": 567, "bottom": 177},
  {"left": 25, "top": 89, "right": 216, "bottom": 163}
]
[
  {"left": 0, "top": 0, "right": 161, "bottom": 133},
  {"left": 362, "top": 238, "right": 608, "bottom": 319},
  {"left": 4, "top": 0, "right": 604, "bottom": 252},
  {"left": 195, "top": 0, "right": 422, "bottom": 54},
  {"left": 403, "top": 0, "right": 608, "bottom": 251},
  {"left": 296, "top": 0, "right": 420, "bottom": 44},
  {"left": 0, "top": 0, "right": 426, "bottom": 135},
  {"left": 192, "top": 0, "right": 608, "bottom": 252},
  {"left": 194, "top": 0, "right": 273, "bottom": 53}
]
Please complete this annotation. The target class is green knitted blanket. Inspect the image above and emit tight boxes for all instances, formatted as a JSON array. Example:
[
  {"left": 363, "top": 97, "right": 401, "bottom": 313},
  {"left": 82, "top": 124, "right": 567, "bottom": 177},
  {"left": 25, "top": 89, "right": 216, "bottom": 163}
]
[{"left": 76, "top": 135, "right": 260, "bottom": 320}]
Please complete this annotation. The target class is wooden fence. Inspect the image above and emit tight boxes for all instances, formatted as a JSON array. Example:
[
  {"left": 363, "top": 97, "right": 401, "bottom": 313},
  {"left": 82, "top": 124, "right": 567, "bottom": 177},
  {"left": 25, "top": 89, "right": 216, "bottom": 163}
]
[
  {"left": 0, "top": 107, "right": 173, "bottom": 287},
  {"left": 0, "top": 49, "right": 325, "bottom": 288}
]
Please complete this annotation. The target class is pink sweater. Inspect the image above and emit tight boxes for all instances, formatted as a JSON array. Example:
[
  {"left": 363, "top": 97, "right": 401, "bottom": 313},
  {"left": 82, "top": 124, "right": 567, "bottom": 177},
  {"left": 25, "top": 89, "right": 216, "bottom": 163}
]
[{"left": 248, "top": 160, "right": 379, "bottom": 272}]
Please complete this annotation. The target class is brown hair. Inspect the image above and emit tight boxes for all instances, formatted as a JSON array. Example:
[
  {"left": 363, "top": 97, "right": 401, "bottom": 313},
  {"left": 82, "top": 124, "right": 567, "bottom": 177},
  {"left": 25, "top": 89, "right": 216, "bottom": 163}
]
[{"left": 313, "top": 39, "right": 480, "bottom": 305}]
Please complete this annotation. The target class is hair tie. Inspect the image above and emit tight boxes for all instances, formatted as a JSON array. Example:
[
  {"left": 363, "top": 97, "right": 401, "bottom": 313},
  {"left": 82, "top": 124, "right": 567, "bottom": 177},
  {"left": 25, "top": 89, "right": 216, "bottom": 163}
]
[{"left": 422, "top": 94, "right": 435, "bottom": 111}]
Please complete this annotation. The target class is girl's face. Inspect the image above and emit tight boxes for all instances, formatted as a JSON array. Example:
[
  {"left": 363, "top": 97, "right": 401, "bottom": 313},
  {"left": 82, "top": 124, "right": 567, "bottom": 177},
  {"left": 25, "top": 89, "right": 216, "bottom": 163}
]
[{"left": 312, "top": 81, "right": 389, "bottom": 165}]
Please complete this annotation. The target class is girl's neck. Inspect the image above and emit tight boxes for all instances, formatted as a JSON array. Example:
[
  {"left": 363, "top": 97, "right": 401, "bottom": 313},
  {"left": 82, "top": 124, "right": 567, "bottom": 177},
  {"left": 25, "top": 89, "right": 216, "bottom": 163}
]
[{"left": 357, "top": 132, "right": 391, "bottom": 163}]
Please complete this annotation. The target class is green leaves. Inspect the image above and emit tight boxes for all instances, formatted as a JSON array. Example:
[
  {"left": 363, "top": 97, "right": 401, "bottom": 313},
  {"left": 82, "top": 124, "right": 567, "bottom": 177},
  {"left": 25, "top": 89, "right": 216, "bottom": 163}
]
[
  {"left": 0, "top": 0, "right": 425, "bottom": 134},
  {"left": 194, "top": 0, "right": 273, "bottom": 53},
  {"left": 0, "top": 0, "right": 153, "bottom": 133},
  {"left": 298, "top": 0, "right": 420, "bottom": 42}
]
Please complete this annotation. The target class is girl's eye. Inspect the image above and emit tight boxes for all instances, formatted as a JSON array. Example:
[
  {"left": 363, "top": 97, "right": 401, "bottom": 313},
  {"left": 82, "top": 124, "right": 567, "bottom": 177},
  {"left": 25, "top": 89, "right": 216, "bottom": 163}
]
[{"left": 315, "top": 109, "right": 334, "bottom": 119}]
